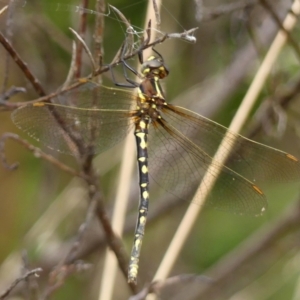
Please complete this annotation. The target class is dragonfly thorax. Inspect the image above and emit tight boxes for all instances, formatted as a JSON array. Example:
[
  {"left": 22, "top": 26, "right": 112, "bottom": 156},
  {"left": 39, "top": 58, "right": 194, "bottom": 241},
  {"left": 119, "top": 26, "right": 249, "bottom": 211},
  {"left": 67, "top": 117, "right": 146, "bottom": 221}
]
[
  {"left": 135, "top": 103, "right": 162, "bottom": 127},
  {"left": 136, "top": 91, "right": 164, "bottom": 122}
]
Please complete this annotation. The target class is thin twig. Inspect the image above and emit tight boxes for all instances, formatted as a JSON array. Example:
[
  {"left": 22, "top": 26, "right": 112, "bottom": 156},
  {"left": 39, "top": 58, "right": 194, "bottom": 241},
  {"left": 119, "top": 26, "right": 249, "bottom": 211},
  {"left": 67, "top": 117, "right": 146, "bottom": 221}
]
[
  {"left": 62, "top": 41, "right": 77, "bottom": 89},
  {"left": 20, "top": 251, "right": 40, "bottom": 299},
  {"left": 64, "top": 199, "right": 97, "bottom": 265},
  {"left": 167, "top": 27, "right": 198, "bottom": 43},
  {"left": 2, "top": 0, "right": 15, "bottom": 93},
  {"left": 0, "top": 31, "right": 46, "bottom": 97},
  {"left": 247, "top": 76, "right": 300, "bottom": 139},
  {"left": 260, "top": 0, "right": 300, "bottom": 60},
  {"left": 0, "top": 268, "right": 42, "bottom": 299},
  {"left": 129, "top": 274, "right": 213, "bottom": 300},
  {"left": 0, "top": 133, "right": 87, "bottom": 179},
  {"left": 152, "top": 0, "right": 161, "bottom": 26},
  {"left": 0, "top": 86, "right": 26, "bottom": 102},
  {"left": 93, "top": 0, "right": 105, "bottom": 82},
  {"left": 109, "top": 5, "right": 135, "bottom": 64},
  {"left": 69, "top": 27, "right": 97, "bottom": 73},
  {"left": 74, "top": 0, "right": 89, "bottom": 78},
  {"left": 42, "top": 261, "right": 91, "bottom": 300}
]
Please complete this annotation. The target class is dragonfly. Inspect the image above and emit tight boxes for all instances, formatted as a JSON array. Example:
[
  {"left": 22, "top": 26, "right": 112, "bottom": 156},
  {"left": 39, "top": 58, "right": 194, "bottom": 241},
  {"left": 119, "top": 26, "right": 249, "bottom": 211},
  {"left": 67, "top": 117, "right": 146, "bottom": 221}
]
[{"left": 11, "top": 49, "right": 300, "bottom": 284}]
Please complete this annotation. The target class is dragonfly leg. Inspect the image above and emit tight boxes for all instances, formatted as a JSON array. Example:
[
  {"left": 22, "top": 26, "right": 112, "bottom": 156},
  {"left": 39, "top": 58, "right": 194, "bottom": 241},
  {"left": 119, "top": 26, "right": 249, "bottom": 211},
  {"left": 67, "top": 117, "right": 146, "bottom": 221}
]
[{"left": 108, "top": 63, "right": 138, "bottom": 88}]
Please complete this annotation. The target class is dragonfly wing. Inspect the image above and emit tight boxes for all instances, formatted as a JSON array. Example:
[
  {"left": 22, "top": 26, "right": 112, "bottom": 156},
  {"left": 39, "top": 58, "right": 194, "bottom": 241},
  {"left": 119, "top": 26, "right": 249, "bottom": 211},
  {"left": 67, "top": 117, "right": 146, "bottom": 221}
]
[
  {"left": 161, "top": 105, "right": 300, "bottom": 187},
  {"left": 56, "top": 82, "right": 136, "bottom": 110},
  {"left": 12, "top": 83, "right": 136, "bottom": 155},
  {"left": 148, "top": 118, "right": 267, "bottom": 215}
]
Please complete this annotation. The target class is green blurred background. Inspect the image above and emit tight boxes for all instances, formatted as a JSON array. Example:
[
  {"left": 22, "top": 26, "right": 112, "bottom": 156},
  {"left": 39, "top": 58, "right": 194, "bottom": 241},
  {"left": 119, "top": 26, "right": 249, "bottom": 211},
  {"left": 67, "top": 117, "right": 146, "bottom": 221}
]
[{"left": 1, "top": 0, "right": 300, "bottom": 299}]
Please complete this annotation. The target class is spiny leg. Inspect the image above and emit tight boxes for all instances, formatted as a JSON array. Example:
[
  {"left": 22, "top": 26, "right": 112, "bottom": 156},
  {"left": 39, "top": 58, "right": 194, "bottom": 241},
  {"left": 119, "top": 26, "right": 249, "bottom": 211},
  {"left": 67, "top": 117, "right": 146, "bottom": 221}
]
[{"left": 128, "top": 119, "right": 150, "bottom": 284}]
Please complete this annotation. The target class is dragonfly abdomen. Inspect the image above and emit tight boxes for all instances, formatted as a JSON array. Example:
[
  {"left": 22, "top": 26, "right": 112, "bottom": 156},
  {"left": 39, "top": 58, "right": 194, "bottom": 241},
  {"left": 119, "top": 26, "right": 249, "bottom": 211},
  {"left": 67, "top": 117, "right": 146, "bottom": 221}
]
[{"left": 128, "top": 118, "right": 150, "bottom": 283}]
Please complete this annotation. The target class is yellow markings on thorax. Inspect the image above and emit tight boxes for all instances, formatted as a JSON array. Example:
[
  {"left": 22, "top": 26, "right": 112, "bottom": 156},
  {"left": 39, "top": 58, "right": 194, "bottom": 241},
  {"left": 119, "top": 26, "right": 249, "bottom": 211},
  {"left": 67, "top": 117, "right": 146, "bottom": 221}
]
[
  {"left": 137, "top": 88, "right": 147, "bottom": 102},
  {"left": 154, "top": 77, "right": 164, "bottom": 98},
  {"left": 142, "top": 67, "right": 150, "bottom": 75},
  {"left": 138, "top": 157, "right": 146, "bottom": 162},
  {"left": 139, "top": 120, "right": 147, "bottom": 129},
  {"left": 136, "top": 132, "right": 147, "bottom": 149},
  {"left": 286, "top": 153, "right": 299, "bottom": 162}
]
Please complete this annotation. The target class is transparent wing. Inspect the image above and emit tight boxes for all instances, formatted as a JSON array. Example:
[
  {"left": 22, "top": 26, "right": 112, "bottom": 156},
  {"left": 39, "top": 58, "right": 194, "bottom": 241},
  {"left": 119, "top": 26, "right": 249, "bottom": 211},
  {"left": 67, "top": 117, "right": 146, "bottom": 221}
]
[
  {"left": 163, "top": 105, "right": 300, "bottom": 185},
  {"left": 11, "top": 83, "right": 137, "bottom": 155},
  {"left": 147, "top": 105, "right": 300, "bottom": 215}
]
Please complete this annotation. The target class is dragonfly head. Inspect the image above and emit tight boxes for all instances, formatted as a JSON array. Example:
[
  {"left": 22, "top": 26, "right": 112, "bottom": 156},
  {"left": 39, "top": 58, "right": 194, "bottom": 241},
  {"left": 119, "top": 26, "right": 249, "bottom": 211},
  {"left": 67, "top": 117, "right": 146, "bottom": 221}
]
[{"left": 141, "top": 56, "right": 169, "bottom": 79}]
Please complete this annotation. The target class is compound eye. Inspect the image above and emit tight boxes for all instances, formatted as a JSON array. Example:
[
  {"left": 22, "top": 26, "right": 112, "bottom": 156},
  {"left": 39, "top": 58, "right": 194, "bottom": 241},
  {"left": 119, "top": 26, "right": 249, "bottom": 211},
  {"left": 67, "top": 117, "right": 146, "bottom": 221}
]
[
  {"left": 146, "top": 58, "right": 163, "bottom": 69},
  {"left": 141, "top": 56, "right": 169, "bottom": 78}
]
